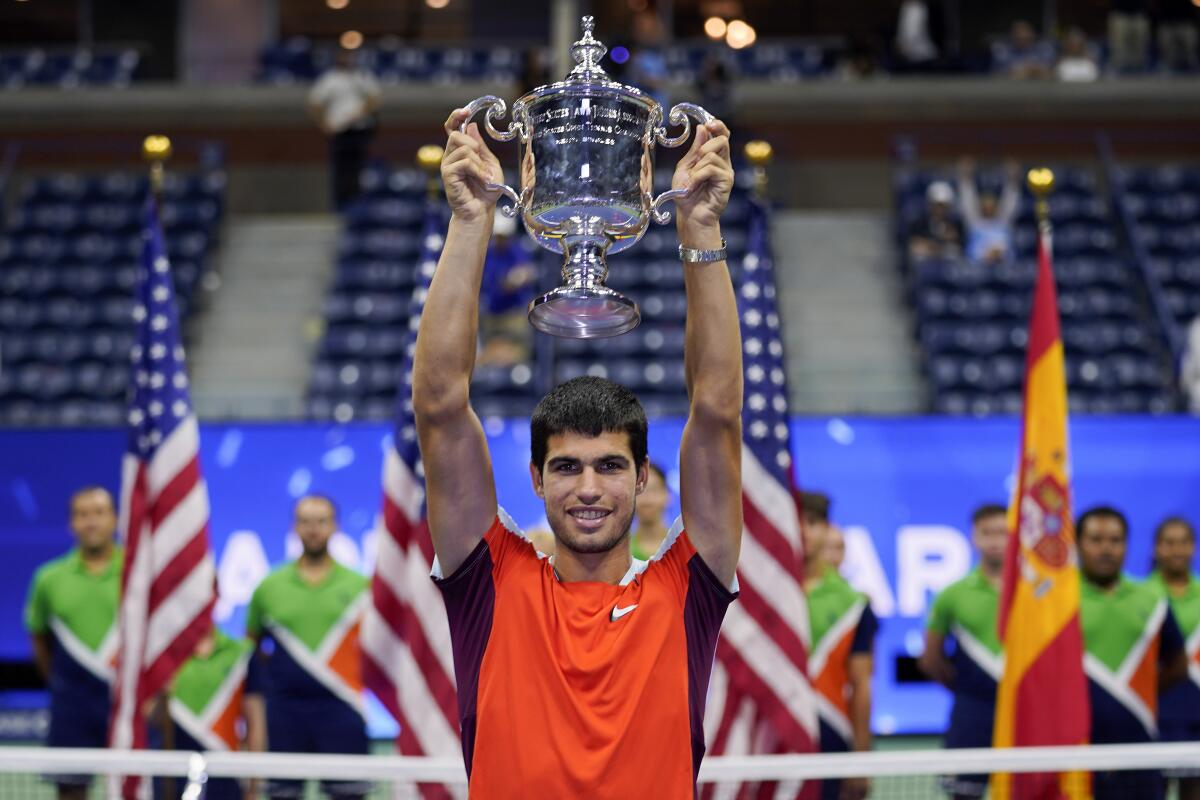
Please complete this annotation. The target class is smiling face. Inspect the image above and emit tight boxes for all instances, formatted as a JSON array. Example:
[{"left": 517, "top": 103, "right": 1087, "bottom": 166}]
[{"left": 530, "top": 431, "right": 647, "bottom": 557}]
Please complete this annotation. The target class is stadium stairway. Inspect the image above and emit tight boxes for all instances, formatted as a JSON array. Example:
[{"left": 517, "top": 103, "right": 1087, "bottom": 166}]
[
  {"left": 775, "top": 211, "right": 925, "bottom": 413},
  {"left": 189, "top": 215, "right": 337, "bottom": 418}
]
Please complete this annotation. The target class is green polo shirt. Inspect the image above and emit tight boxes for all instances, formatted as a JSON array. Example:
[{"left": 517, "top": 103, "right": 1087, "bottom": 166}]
[
  {"left": 25, "top": 547, "right": 124, "bottom": 650},
  {"left": 246, "top": 560, "right": 368, "bottom": 650},
  {"left": 1145, "top": 571, "right": 1200, "bottom": 640},
  {"left": 808, "top": 567, "right": 870, "bottom": 650},
  {"left": 927, "top": 567, "right": 1002, "bottom": 656},
  {"left": 1080, "top": 575, "right": 1167, "bottom": 671},
  {"left": 171, "top": 631, "right": 257, "bottom": 716}
]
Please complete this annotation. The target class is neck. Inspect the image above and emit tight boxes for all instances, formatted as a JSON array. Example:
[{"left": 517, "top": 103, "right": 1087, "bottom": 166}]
[
  {"left": 979, "top": 561, "right": 1003, "bottom": 585},
  {"left": 298, "top": 552, "right": 333, "bottom": 579},
  {"left": 552, "top": 542, "right": 633, "bottom": 584},
  {"left": 79, "top": 541, "right": 114, "bottom": 566},
  {"left": 1086, "top": 574, "right": 1120, "bottom": 592},
  {"left": 1161, "top": 570, "right": 1191, "bottom": 589},
  {"left": 804, "top": 557, "right": 827, "bottom": 584},
  {"left": 635, "top": 518, "right": 667, "bottom": 545}
]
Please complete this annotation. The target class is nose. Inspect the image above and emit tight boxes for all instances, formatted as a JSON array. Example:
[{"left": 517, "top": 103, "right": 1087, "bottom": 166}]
[{"left": 575, "top": 467, "right": 603, "bottom": 504}]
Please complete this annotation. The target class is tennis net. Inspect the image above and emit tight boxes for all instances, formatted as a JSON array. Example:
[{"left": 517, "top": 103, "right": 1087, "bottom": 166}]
[{"left": 1, "top": 742, "right": 1198, "bottom": 798}]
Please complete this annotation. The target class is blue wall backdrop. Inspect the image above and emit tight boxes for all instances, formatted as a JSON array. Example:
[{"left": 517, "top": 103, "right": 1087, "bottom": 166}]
[{"left": 2, "top": 416, "right": 1198, "bottom": 739}]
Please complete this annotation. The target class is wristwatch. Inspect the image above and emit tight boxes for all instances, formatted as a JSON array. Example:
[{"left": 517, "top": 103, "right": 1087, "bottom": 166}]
[{"left": 678, "top": 238, "right": 728, "bottom": 264}]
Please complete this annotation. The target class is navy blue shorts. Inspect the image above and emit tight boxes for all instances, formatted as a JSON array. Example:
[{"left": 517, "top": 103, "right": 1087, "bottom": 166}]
[
  {"left": 45, "top": 697, "right": 109, "bottom": 787},
  {"left": 265, "top": 696, "right": 369, "bottom": 799},
  {"left": 940, "top": 696, "right": 995, "bottom": 797}
]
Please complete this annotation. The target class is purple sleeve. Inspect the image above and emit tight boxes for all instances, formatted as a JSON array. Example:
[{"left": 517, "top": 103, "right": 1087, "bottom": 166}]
[
  {"left": 432, "top": 536, "right": 497, "bottom": 776},
  {"left": 684, "top": 552, "right": 738, "bottom": 778}
]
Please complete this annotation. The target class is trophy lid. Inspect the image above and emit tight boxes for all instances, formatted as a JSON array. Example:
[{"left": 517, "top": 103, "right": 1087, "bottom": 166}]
[{"left": 514, "top": 16, "right": 659, "bottom": 115}]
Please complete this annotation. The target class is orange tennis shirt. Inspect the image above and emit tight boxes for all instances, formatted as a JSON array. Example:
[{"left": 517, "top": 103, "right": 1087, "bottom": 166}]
[{"left": 434, "top": 510, "right": 737, "bottom": 799}]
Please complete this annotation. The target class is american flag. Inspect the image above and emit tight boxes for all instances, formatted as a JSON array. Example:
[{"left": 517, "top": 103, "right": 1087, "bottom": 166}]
[
  {"left": 109, "top": 196, "right": 216, "bottom": 798},
  {"left": 704, "top": 191, "right": 820, "bottom": 799},
  {"left": 361, "top": 190, "right": 461, "bottom": 794}
]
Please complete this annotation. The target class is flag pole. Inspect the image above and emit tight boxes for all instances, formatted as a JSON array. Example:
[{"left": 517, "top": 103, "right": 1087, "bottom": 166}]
[
  {"left": 417, "top": 143, "right": 444, "bottom": 200},
  {"left": 143, "top": 132, "right": 176, "bottom": 800},
  {"left": 1027, "top": 166, "right": 1055, "bottom": 241},
  {"left": 744, "top": 139, "right": 772, "bottom": 201},
  {"left": 143, "top": 134, "right": 172, "bottom": 202}
]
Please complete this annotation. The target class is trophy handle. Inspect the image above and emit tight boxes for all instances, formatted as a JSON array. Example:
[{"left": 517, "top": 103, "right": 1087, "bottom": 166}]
[
  {"left": 459, "top": 95, "right": 524, "bottom": 218},
  {"left": 650, "top": 103, "right": 716, "bottom": 223},
  {"left": 654, "top": 102, "right": 714, "bottom": 149}
]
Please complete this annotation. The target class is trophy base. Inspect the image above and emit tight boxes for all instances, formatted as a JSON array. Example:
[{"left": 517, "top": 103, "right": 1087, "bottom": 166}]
[{"left": 528, "top": 286, "right": 640, "bottom": 339}]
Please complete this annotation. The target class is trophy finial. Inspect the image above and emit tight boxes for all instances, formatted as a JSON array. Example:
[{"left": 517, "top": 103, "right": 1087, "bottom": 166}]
[{"left": 570, "top": 15, "right": 608, "bottom": 77}]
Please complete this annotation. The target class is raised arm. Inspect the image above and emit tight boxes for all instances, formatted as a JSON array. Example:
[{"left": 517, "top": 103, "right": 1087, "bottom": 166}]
[
  {"left": 412, "top": 109, "right": 502, "bottom": 575},
  {"left": 675, "top": 119, "right": 743, "bottom": 588}
]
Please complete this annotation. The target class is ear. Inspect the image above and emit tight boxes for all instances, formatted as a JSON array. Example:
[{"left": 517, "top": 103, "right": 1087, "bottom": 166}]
[
  {"left": 529, "top": 461, "right": 544, "bottom": 498},
  {"left": 635, "top": 459, "right": 649, "bottom": 496}
]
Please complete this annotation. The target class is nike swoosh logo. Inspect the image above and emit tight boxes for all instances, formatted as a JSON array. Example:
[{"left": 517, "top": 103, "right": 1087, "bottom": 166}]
[{"left": 611, "top": 604, "right": 638, "bottom": 621}]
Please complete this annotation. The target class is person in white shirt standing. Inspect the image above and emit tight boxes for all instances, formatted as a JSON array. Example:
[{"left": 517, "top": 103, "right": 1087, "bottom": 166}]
[{"left": 307, "top": 48, "right": 382, "bottom": 211}]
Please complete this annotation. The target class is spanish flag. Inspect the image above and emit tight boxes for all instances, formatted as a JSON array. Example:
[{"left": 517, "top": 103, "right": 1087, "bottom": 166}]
[{"left": 991, "top": 175, "right": 1091, "bottom": 800}]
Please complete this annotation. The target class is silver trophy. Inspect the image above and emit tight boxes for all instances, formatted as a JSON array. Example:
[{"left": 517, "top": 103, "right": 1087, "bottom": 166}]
[{"left": 459, "top": 16, "right": 713, "bottom": 338}]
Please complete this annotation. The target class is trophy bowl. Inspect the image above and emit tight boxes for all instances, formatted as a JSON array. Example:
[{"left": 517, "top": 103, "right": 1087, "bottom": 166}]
[{"left": 458, "top": 16, "right": 713, "bottom": 338}]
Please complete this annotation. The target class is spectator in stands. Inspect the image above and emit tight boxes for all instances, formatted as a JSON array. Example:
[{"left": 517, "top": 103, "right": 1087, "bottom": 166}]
[
  {"left": 893, "top": 0, "right": 942, "bottom": 72},
  {"left": 1056, "top": 27, "right": 1101, "bottom": 82},
  {"left": 957, "top": 157, "right": 1021, "bottom": 265},
  {"left": 698, "top": 54, "right": 733, "bottom": 126},
  {"left": 479, "top": 209, "right": 537, "bottom": 367},
  {"left": 920, "top": 503, "right": 1007, "bottom": 800},
  {"left": 1109, "top": 0, "right": 1152, "bottom": 73},
  {"left": 992, "top": 19, "right": 1055, "bottom": 79},
  {"left": 907, "top": 180, "right": 964, "bottom": 262},
  {"left": 307, "top": 48, "right": 381, "bottom": 211},
  {"left": 1185, "top": 317, "right": 1200, "bottom": 414},
  {"left": 630, "top": 462, "right": 671, "bottom": 560},
  {"left": 247, "top": 495, "right": 370, "bottom": 800},
  {"left": 24, "top": 487, "right": 122, "bottom": 800},
  {"left": 1077, "top": 505, "right": 1187, "bottom": 800},
  {"left": 1156, "top": 0, "right": 1199, "bottom": 73},
  {"left": 1147, "top": 516, "right": 1200, "bottom": 800},
  {"left": 799, "top": 490, "right": 875, "bottom": 800}
]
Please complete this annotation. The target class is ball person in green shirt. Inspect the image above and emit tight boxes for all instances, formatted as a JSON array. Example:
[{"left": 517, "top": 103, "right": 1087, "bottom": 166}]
[
  {"left": 1146, "top": 516, "right": 1200, "bottom": 800},
  {"left": 919, "top": 503, "right": 1006, "bottom": 800},
  {"left": 247, "top": 494, "right": 370, "bottom": 800},
  {"left": 24, "top": 486, "right": 123, "bottom": 800},
  {"left": 629, "top": 462, "right": 671, "bottom": 561},
  {"left": 1077, "top": 506, "right": 1188, "bottom": 800}
]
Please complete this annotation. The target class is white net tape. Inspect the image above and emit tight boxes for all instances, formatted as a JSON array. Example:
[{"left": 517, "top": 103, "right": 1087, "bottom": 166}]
[{"left": 1, "top": 743, "right": 1198, "bottom": 798}]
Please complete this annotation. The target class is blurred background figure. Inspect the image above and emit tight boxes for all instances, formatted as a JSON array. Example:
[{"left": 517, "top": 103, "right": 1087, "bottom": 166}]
[
  {"left": 1077, "top": 506, "right": 1187, "bottom": 800},
  {"left": 823, "top": 524, "right": 847, "bottom": 572},
  {"left": 628, "top": 12, "right": 670, "bottom": 107},
  {"left": 479, "top": 209, "right": 537, "bottom": 368},
  {"left": 307, "top": 48, "right": 381, "bottom": 211},
  {"left": 957, "top": 157, "right": 1021, "bottom": 266},
  {"left": 800, "top": 490, "right": 876, "bottom": 800},
  {"left": 993, "top": 20, "right": 1054, "bottom": 79},
  {"left": 1185, "top": 318, "right": 1200, "bottom": 413},
  {"left": 907, "top": 180, "right": 964, "bottom": 262},
  {"left": 1057, "top": 27, "right": 1101, "bottom": 82},
  {"left": 1156, "top": 0, "right": 1200, "bottom": 73},
  {"left": 630, "top": 462, "right": 671, "bottom": 561},
  {"left": 920, "top": 503, "right": 1006, "bottom": 800},
  {"left": 1109, "top": 0, "right": 1152, "bottom": 74},
  {"left": 24, "top": 487, "right": 121, "bottom": 800},
  {"left": 150, "top": 618, "right": 266, "bottom": 800},
  {"left": 1148, "top": 516, "right": 1200, "bottom": 800},
  {"left": 893, "top": 0, "right": 941, "bottom": 73},
  {"left": 247, "top": 495, "right": 370, "bottom": 800}
]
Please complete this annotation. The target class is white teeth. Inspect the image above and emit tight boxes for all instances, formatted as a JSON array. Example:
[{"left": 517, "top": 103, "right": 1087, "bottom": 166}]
[{"left": 571, "top": 509, "right": 607, "bottom": 520}]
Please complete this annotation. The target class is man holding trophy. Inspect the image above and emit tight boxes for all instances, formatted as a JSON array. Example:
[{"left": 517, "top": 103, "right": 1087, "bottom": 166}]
[{"left": 412, "top": 17, "right": 742, "bottom": 797}]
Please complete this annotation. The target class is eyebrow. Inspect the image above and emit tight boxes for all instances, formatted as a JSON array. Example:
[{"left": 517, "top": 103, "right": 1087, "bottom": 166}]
[{"left": 546, "top": 454, "right": 631, "bottom": 467}]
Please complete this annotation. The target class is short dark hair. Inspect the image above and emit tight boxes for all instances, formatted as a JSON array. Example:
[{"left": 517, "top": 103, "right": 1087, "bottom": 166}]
[
  {"left": 1155, "top": 516, "right": 1196, "bottom": 544},
  {"left": 1076, "top": 505, "right": 1128, "bottom": 540},
  {"left": 295, "top": 493, "right": 339, "bottom": 520},
  {"left": 797, "top": 491, "right": 831, "bottom": 523},
  {"left": 69, "top": 486, "right": 114, "bottom": 513},
  {"left": 971, "top": 503, "right": 1007, "bottom": 526},
  {"left": 530, "top": 377, "right": 648, "bottom": 470}
]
